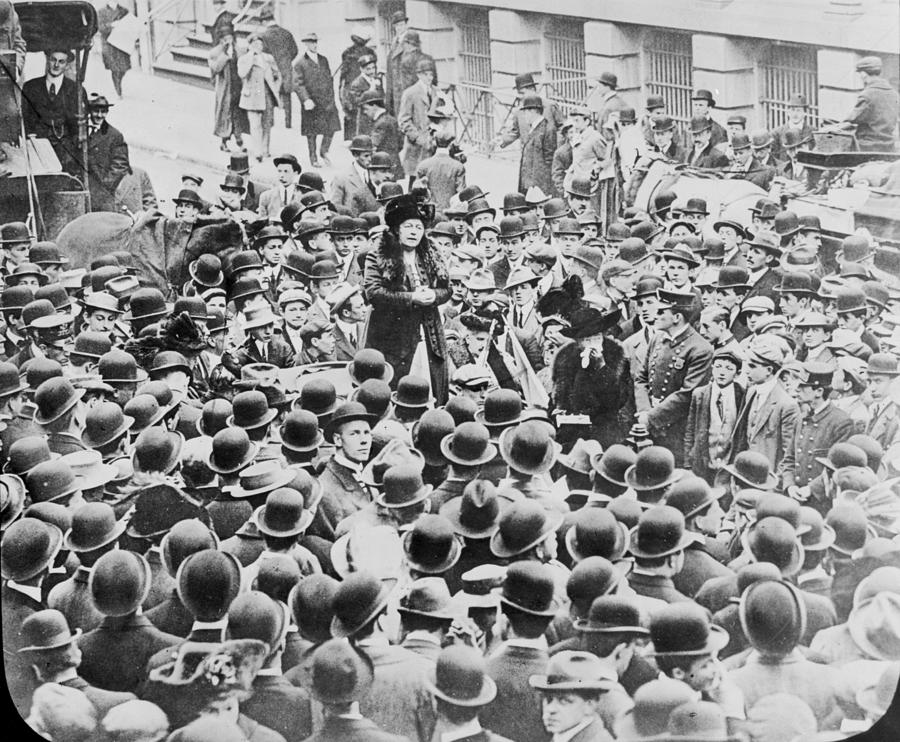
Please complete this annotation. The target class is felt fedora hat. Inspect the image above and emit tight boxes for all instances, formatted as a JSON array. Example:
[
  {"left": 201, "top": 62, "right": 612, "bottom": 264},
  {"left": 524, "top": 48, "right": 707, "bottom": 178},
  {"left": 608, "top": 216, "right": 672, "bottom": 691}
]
[
  {"left": 426, "top": 645, "right": 497, "bottom": 707},
  {"left": 440, "top": 480, "right": 503, "bottom": 540},
  {"left": 629, "top": 505, "right": 696, "bottom": 559},
  {"left": 529, "top": 650, "right": 618, "bottom": 692},
  {"left": 229, "top": 460, "right": 295, "bottom": 499},
  {"left": 490, "top": 499, "right": 563, "bottom": 559}
]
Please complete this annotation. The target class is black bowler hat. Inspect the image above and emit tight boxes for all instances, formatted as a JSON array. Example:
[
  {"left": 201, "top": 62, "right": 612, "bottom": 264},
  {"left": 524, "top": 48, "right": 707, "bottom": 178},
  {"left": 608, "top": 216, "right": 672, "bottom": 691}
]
[
  {"left": 196, "top": 398, "right": 232, "bottom": 438},
  {"left": 63, "top": 501, "right": 125, "bottom": 552},
  {"left": 177, "top": 549, "right": 242, "bottom": 621},
  {"left": 439, "top": 422, "right": 496, "bottom": 467},
  {"left": 412, "top": 409, "right": 455, "bottom": 467},
  {"left": 402, "top": 514, "right": 461, "bottom": 574},
  {"left": 254, "top": 488, "right": 313, "bottom": 538},
  {"left": 160, "top": 519, "right": 218, "bottom": 578},
  {"left": 391, "top": 375, "right": 433, "bottom": 410},
  {"left": 665, "top": 475, "right": 724, "bottom": 520},
  {"left": 740, "top": 579, "right": 806, "bottom": 656},
  {"left": 310, "top": 639, "right": 375, "bottom": 705},
  {"left": 565, "top": 507, "right": 629, "bottom": 562},
  {"left": 228, "top": 390, "right": 277, "bottom": 431},
  {"left": 132, "top": 428, "right": 183, "bottom": 475},
  {"left": 624, "top": 446, "right": 681, "bottom": 491},
  {"left": 122, "top": 288, "right": 169, "bottom": 323},
  {"left": 499, "top": 561, "right": 560, "bottom": 616},
  {"left": 491, "top": 499, "right": 562, "bottom": 559},
  {"left": 34, "top": 377, "right": 84, "bottom": 425},
  {"left": 297, "top": 378, "right": 339, "bottom": 420},
  {"left": 474, "top": 389, "right": 522, "bottom": 431},
  {"left": 207, "top": 428, "right": 258, "bottom": 475},
  {"left": 649, "top": 602, "right": 729, "bottom": 656},
  {"left": 331, "top": 571, "right": 393, "bottom": 638},
  {"left": 629, "top": 505, "right": 695, "bottom": 559},
  {"left": 0, "top": 517, "right": 62, "bottom": 582},
  {"left": 426, "top": 645, "right": 497, "bottom": 707},
  {"left": 324, "top": 401, "right": 377, "bottom": 443},
  {"left": 90, "top": 550, "right": 151, "bottom": 617},
  {"left": 280, "top": 409, "right": 324, "bottom": 453},
  {"left": 573, "top": 595, "right": 648, "bottom": 635},
  {"left": 353, "top": 379, "right": 392, "bottom": 419}
]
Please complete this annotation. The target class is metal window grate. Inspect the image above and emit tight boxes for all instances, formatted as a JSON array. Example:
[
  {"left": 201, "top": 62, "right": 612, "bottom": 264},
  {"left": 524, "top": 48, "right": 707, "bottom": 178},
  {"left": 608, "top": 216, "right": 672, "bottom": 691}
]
[
  {"left": 457, "top": 12, "right": 494, "bottom": 148},
  {"left": 759, "top": 43, "right": 819, "bottom": 130},
  {"left": 644, "top": 31, "right": 693, "bottom": 126},
  {"left": 545, "top": 18, "right": 587, "bottom": 115}
]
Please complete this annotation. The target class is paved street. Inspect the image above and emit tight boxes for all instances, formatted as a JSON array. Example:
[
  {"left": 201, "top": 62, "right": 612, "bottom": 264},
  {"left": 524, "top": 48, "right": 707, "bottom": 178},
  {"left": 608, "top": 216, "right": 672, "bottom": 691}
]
[{"left": 76, "top": 49, "right": 517, "bottom": 214}]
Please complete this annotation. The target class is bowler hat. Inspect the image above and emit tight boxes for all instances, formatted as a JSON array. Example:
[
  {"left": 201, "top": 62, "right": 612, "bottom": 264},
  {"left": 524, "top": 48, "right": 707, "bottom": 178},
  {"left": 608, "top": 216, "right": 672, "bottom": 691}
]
[
  {"left": 33, "top": 377, "right": 84, "bottom": 425},
  {"left": 5, "top": 262, "right": 48, "bottom": 287},
  {"left": 439, "top": 422, "right": 496, "bottom": 468},
  {"left": 740, "top": 579, "right": 806, "bottom": 655},
  {"left": 254, "top": 487, "right": 313, "bottom": 538},
  {"left": 816, "top": 442, "right": 868, "bottom": 472},
  {"left": 491, "top": 499, "right": 563, "bottom": 559},
  {"left": 629, "top": 506, "right": 694, "bottom": 559},
  {"left": 502, "top": 193, "right": 529, "bottom": 214},
  {"left": 173, "top": 189, "right": 204, "bottom": 208},
  {"left": 715, "top": 266, "right": 751, "bottom": 291},
  {"left": 573, "top": 595, "right": 648, "bottom": 635},
  {"left": 279, "top": 409, "right": 324, "bottom": 453},
  {"left": 391, "top": 375, "right": 433, "bottom": 409},
  {"left": 692, "top": 89, "right": 716, "bottom": 106},
  {"left": 310, "top": 638, "right": 375, "bottom": 704},
  {"left": 27, "top": 459, "right": 80, "bottom": 504},
  {"left": 565, "top": 508, "right": 629, "bottom": 562},
  {"left": 323, "top": 401, "right": 378, "bottom": 443},
  {"left": 177, "top": 549, "right": 242, "bottom": 621},
  {"left": 63, "top": 450, "right": 118, "bottom": 492},
  {"left": 1, "top": 285, "right": 34, "bottom": 312},
  {"left": 359, "top": 89, "right": 385, "bottom": 107},
  {"left": 124, "top": 394, "right": 168, "bottom": 434},
  {"left": 195, "top": 398, "right": 231, "bottom": 438},
  {"left": 651, "top": 116, "right": 676, "bottom": 133},
  {"left": 649, "top": 603, "right": 729, "bottom": 656},
  {"left": 207, "top": 428, "right": 257, "bottom": 476},
  {"left": 331, "top": 570, "right": 393, "bottom": 638},
  {"left": 227, "top": 390, "right": 277, "bottom": 431},
  {"left": 90, "top": 550, "right": 152, "bottom": 616},
  {"left": 353, "top": 379, "right": 392, "bottom": 419},
  {"left": 665, "top": 476, "right": 724, "bottom": 520},
  {"left": 298, "top": 378, "right": 339, "bottom": 420},
  {"left": 69, "top": 331, "right": 112, "bottom": 363},
  {"left": 99, "top": 349, "right": 147, "bottom": 384},
  {"left": 529, "top": 651, "right": 617, "bottom": 691},
  {"left": 499, "top": 421, "right": 559, "bottom": 476},
  {"left": 499, "top": 560, "right": 560, "bottom": 616},
  {"left": 624, "top": 446, "right": 682, "bottom": 491},
  {"left": 0, "top": 517, "right": 62, "bottom": 581},
  {"left": 411, "top": 409, "right": 455, "bottom": 467},
  {"left": 18, "top": 608, "right": 82, "bottom": 653},
  {"left": 63, "top": 501, "right": 125, "bottom": 553},
  {"left": 826, "top": 502, "right": 871, "bottom": 556},
  {"left": 403, "top": 514, "right": 462, "bottom": 574},
  {"left": 474, "top": 389, "right": 522, "bottom": 431},
  {"left": 426, "top": 645, "right": 496, "bottom": 707},
  {"left": 347, "top": 348, "right": 394, "bottom": 386},
  {"left": 722, "top": 451, "right": 777, "bottom": 490},
  {"left": 742, "top": 516, "right": 804, "bottom": 576},
  {"left": 4, "top": 437, "right": 56, "bottom": 477},
  {"left": 0, "top": 361, "right": 25, "bottom": 399},
  {"left": 132, "top": 428, "right": 183, "bottom": 475},
  {"left": 374, "top": 464, "right": 433, "bottom": 509},
  {"left": 160, "top": 519, "right": 218, "bottom": 577},
  {"left": 82, "top": 399, "right": 135, "bottom": 450},
  {"left": 566, "top": 556, "right": 631, "bottom": 610},
  {"left": 541, "top": 198, "right": 569, "bottom": 220},
  {"left": 774, "top": 270, "right": 814, "bottom": 296},
  {"left": 868, "top": 352, "right": 900, "bottom": 377},
  {"left": 798, "top": 507, "right": 837, "bottom": 552},
  {"left": 591, "top": 444, "right": 636, "bottom": 488},
  {"left": 122, "top": 288, "right": 168, "bottom": 322},
  {"left": 0, "top": 221, "right": 31, "bottom": 244}
]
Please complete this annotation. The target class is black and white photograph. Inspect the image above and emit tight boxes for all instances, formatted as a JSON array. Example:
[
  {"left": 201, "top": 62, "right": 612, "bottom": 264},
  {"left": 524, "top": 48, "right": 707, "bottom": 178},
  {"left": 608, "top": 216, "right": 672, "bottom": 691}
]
[{"left": 1, "top": 1, "right": 900, "bottom": 741}]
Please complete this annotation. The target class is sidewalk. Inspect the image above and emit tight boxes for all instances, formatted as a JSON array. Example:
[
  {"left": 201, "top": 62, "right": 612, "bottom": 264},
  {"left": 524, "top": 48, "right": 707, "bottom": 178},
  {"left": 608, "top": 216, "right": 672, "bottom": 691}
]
[{"left": 91, "top": 51, "right": 517, "bottom": 206}]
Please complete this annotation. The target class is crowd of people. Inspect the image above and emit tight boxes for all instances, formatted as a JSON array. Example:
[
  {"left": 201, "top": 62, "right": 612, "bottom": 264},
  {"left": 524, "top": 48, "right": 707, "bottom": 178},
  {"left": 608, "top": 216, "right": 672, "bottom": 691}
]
[{"left": 4, "top": 2, "right": 900, "bottom": 741}]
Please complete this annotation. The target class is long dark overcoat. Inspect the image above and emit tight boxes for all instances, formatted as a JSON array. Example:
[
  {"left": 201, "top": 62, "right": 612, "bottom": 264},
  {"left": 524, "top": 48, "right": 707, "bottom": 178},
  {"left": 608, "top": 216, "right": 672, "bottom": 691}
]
[
  {"left": 293, "top": 53, "right": 341, "bottom": 137},
  {"left": 362, "top": 230, "right": 450, "bottom": 404}
]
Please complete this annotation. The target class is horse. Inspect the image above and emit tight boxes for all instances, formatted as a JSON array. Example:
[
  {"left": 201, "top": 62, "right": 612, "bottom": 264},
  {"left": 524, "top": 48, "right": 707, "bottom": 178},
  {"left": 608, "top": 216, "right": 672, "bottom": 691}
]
[{"left": 56, "top": 211, "right": 244, "bottom": 296}]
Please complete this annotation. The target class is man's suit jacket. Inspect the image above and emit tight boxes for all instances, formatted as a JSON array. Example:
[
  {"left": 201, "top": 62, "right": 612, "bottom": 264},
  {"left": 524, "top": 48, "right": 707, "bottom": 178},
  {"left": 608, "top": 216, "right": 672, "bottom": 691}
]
[
  {"left": 221, "top": 334, "right": 297, "bottom": 377},
  {"left": 241, "top": 674, "right": 313, "bottom": 742},
  {"left": 48, "top": 565, "right": 105, "bottom": 633},
  {"left": 258, "top": 184, "right": 300, "bottom": 220},
  {"left": 77, "top": 613, "right": 181, "bottom": 693},
  {"left": 61, "top": 676, "right": 136, "bottom": 719},
  {"left": 500, "top": 97, "right": 565, "bottom": 147},
  {"left": 489, "top": 256, "right": 513, "bottom": 291},
  {"left": 333, "top": 321, "right": 364, "bottom": 362},
  {"left": 307, "top": 457, "right": 371, "bottom": 542},
  {"left": 730, "top": 381, "right": 799, "bottom": 486},
  {"left": 481, "top": 643, "right": 551, "bottom": 742},
  {"left": 415, "top": 151, "right": 466, "bottom": 212},
  {"left": 400, "top": 635, "right": 442, "bottom": 663},
  {"left": 259, "top": 24, "right": 298, "bottom": 96},
  {"left": 519, "top": 116, "right": 558, "bottom": 196},
  {"left": 21, "top": 74, "right": 84, "bottom": 143},
  {"left": 739, "top": 156, "right": 777, "bottom": 190},
  {"left": 689, "top": 142, "right": 730, "bottom": 169},
  {"left": 304, "top": 715, "right": 409, "bottom": 742},
  {"left": 359, "top": 642, "right": 436, "bottom": 742},
  {"left": 627, "top": 571, "right": 693, "bottom": 604},
  {"left": 398, "top": 82, "right": 437, "bottom": 174},
  {"left": 672, "top": 540, "right": 735, "bottom": 599},
  {"left": 87, "top": 121, "right": 131, "bottom": 212},
  {"left": 685, "top": 382, "right": 747, "bottom": 484},
  {"left": 744, "top": 268, "right": 782, "bottom": 307},
  {"left": 237, "top": 50, "right": 281, "bottom": 111},
  {"left": 144, "top": 588, "right": 194, "bottom": 638},
  {"left": 428, "top": 477, "right": 469, "bottom": 512},
  {"left": 866, "top": 399, "right": 900, "bottom": 450},
  {"left": 330, "top": 166, "right": 379, "bottom": 216},
  {"left": 371, "top": 110, "right": 404, "bottom": 178}
]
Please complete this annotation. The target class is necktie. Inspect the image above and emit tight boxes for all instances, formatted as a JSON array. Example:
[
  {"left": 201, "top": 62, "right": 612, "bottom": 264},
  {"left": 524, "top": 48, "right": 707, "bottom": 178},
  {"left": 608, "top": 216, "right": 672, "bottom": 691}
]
[
  {"left": 715, "top": 392, "right": 725, "bottom": 421},
  {"left": 284, "top": 187, "right": 289, "bottom": 205},
  {"left": 50, "top": 83, "right": 57, "bottom": 97}
]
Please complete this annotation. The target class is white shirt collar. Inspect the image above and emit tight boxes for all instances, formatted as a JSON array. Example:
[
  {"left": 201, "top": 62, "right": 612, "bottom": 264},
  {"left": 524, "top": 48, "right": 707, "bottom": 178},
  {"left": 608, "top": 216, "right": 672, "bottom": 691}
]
[
  {"left": 353, "top": 160, "right": 369, "bottom": 183},
  {"left": 506, "top": 635, "right": 548, "bottom": 651},
  {"left": 6, "top": 581, "right": 43, "bottom": 603},
  {"left": 333, "top": 453, "right": 363, "bottom": 474},
  {"left": 335, "top": 317, "right": 358, "bottom": 337},
  {"left": 191, "top": 618, "right": 229, "bottom": 632}
]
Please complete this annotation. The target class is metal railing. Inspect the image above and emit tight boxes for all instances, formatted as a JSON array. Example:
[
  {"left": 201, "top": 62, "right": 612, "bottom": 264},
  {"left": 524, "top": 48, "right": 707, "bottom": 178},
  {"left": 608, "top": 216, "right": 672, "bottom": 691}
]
[
  {"left": 545, "top": 18, "right": 587, "bottom": 115},
  {"left": 644, "top": 30, "right": 693, "bottom": 126}
]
